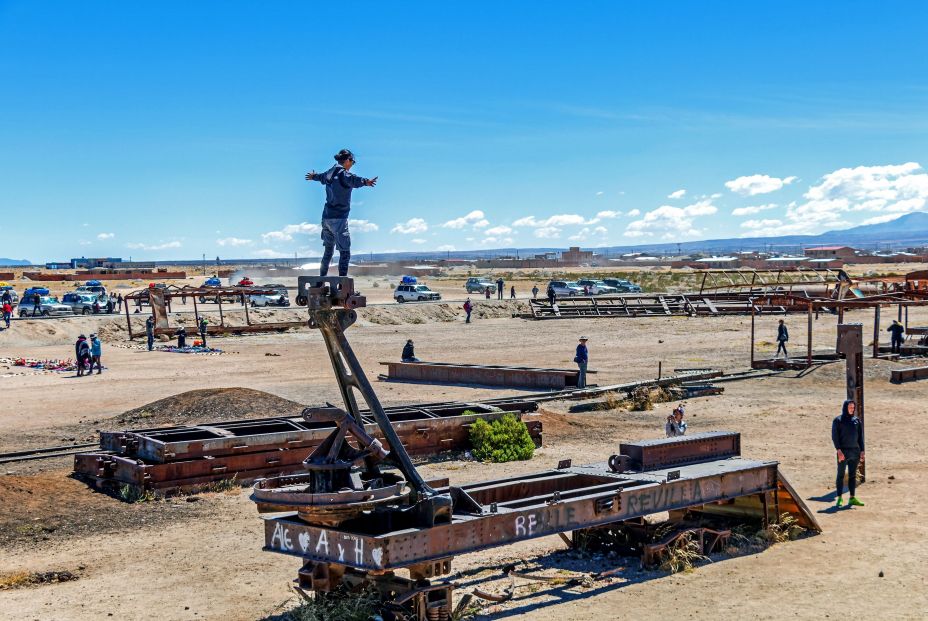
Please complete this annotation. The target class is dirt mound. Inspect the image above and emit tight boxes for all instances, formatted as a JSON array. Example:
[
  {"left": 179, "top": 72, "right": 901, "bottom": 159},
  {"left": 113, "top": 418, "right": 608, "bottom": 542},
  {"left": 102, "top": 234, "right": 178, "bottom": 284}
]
[
  {"left": 110, "top": 387, "right": 306, "bottom": 429},
  {"left": 359, "top": 300, "right": 527, "bottom": 325}
]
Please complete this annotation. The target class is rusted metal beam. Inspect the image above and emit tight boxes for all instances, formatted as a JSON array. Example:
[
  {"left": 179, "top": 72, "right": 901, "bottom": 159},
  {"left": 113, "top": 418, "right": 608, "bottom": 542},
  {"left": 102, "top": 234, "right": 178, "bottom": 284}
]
[
  {"left": 890, "top": 366, "right": 928, "bottom": 383},
  {"left": 380, "top": 361, "right": 594, "bottom": 389}
]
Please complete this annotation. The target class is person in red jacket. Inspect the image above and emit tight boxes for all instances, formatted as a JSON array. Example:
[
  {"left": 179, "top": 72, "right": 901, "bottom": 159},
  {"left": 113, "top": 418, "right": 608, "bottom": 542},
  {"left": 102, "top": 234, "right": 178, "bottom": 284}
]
[{"left": 2, "top": 301, "right": 12, "bottom": 328}]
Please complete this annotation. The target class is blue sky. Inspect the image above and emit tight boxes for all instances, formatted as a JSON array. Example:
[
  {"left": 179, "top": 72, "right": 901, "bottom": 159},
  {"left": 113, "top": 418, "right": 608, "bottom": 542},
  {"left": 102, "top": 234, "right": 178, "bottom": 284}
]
[{"left": 2, "top": 1, "right": 927, "bottom": 262}]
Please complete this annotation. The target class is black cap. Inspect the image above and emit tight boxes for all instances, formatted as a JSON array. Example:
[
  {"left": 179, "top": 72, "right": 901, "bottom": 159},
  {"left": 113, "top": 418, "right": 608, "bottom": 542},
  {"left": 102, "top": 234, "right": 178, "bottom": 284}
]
[{"left": 334, "top": 149, "right": 355, "bottom": 163}]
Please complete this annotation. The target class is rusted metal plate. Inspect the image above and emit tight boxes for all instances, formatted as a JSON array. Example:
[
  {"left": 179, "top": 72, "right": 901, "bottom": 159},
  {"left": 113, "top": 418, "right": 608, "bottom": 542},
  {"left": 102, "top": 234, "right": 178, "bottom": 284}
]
[
  {"left": 618, "top": 432, "right": 741, "bottom": 470},
  {"left": 380, "top": 362, "right": 592, "bottom": 389},
  {"left": 890, "top": 366, "right": 928, "bottom": 383},
  {"left": 261, "top": 459, "right": 778, "bottom": 570}
]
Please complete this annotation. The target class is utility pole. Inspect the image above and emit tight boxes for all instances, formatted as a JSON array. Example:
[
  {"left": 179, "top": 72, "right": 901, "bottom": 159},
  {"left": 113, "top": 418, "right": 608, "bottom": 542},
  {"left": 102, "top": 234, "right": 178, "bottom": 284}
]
[{"left": 202, "top": 253, "right": 206, "bottom": 276}]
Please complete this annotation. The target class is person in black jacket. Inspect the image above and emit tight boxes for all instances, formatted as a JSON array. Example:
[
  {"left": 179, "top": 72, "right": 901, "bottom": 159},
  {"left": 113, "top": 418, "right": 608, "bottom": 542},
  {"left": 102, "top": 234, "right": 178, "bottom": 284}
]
[
  {"left": 832, "top": 399, "right": 865, "bottom": 508},
  {"left": 887, "top": 320, "right": 905, "bottom": 354},
  {"left": 401, "top": 339, "right": 419, "bottom": 363},
  {"left": 776, "top": 319, "right": 789, "bottom": 359}
]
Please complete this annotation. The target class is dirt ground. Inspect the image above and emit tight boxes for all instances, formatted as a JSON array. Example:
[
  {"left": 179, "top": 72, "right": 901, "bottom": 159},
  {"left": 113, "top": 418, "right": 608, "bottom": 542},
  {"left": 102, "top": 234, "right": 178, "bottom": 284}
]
[{"left": 1, "top": 298, "right": 927, "bottom": 620}]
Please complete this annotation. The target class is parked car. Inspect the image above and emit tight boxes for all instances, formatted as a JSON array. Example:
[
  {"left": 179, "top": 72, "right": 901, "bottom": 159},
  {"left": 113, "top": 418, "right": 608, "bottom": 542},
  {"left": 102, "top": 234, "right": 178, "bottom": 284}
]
[
  {"left": 18, "top": 295, "right": 74, "bottom": 317},
  {"left": 0, "top": 285, "right": 19, "bottom": 307},
  {"left": 465, "top": 277, "right": 496, "bottom": 294},
  {"left": 576, "top": 279, "right": 618, "bottom": 295},
  {"left": 250, "top": 286, "right": 290, "bottom": 307},
  {"left": 203, "top": 277, "right": 222, "bottom": 288},
  {"left": 75, "top": 282, "right": 109, "bottom": 299},
  {"left": 603, "top": 278, "right": 642, "bottom": 293},
  {"left": 237, "top": 276, "right": 254, "bottom": 286},
  {"left": 547, "top": 280, "right": 585, "bottom": 297},
  {"left": 394, "top": 284, "right": 442, "bottom": 303},
  {"left": 61, "top": 292, "right": 103, "bottom": 315}
]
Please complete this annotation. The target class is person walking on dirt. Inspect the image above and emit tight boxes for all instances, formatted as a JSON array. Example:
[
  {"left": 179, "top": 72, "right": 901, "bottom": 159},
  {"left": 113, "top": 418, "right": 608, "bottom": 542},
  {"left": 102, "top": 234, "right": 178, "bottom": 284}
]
[
  {"left": 776, "top": 319, "right": 789, "bottom": 359},
  {"left": 199, "top": 316, "right": 209, "bottom": 348},
  {"left": 2, "top": 301, "right": 11, "bottom": 329},
  {"left": 832, "top": 399, "right": 865, "bottom": 508},
  {"left": 463, "top": 298, "right": 472, "bottom": 323},
  {"left": 887, "top": 320, "right": 905, "bottom": 354},
  {"left": 1, "top": 289, "right": 11, "bottom": 305},
  {"left": 546, "top": 285, "right": 556, "bottom": 306},
  {"left": 532, "top": 285, "right": 539, "bottom": 299},
  {"left": 510, "top": 285, "right": 516, "bottom": 300},
  {"left": 305, "top": 149, "right": 378, "bottom": 277},
  {"left": 574, "top": 336, "right": 589, "bottom": 389},
  {"left": 484, "top": 286, "right": 491, "bottom": 300},
  {"left": 75, "top": 334, "right": 91, "bottom": 377},
  {"left": 32, "top": 293, "right": 41, "bottom": 317},
  {"left": 401, "top": 339, "right": 420, "bottom": 363},
  {"left": 145, "top": 316, "right": 155, "bottom": 351},
  {"left": 89, "top": 334, "right": 103, "bottom": 375},
  {"left": 496, "top": 278, "right": 504, "bottom": 300}
]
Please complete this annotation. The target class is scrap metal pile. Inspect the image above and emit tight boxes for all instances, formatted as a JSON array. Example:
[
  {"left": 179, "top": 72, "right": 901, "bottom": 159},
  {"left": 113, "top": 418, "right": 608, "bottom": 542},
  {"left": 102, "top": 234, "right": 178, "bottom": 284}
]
[
  {"left": 527, "top": 268, "right": 928, "bottom": 319},
  {"left": 250, "top": 276, "right": 820, "bottom": 621}
]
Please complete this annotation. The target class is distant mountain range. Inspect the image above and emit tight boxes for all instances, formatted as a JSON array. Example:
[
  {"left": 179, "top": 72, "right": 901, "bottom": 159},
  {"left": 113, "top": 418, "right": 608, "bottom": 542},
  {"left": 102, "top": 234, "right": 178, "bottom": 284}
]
[{"left": 0, "top": 258, "right": 31, "bottom": 266}]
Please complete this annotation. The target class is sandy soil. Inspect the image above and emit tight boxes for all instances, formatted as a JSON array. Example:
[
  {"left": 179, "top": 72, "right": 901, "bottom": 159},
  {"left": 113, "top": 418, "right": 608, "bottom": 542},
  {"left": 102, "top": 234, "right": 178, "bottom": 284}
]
[{"left": 1, "top": 301, "right": 927, "bottom": 620}]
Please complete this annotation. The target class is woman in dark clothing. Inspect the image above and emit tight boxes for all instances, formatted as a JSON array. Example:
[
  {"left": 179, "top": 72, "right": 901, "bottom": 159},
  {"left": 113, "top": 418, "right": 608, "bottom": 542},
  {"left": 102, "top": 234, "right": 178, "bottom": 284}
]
[
  {"left": 832, "top": 399, "right": 865, "bottom": 508},
  {"left": 776, "top": 320, "right": 789, "bottom": 359},
  {"left": 401, "top": 339, "right": 419, "bottom": 363}
]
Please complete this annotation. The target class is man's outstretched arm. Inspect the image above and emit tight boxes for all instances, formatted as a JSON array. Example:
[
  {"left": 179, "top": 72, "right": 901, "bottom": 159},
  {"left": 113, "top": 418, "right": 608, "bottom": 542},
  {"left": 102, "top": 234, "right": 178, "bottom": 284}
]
[
  {"left": 305, "top": 170, "right": 325, "bottom": 183},
  {"left": 344, "top": 171, "right": 378, "bottom": 188}
]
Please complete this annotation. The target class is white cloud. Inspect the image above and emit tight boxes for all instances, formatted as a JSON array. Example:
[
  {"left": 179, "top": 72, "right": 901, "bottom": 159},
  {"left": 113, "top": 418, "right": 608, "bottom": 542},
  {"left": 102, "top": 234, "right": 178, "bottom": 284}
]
[
  {"left": 595, "top": 210, "right": 621, "bottom": 219},
  {"left": 624, "top": 199, "right": 718, "bottom": 239},
  {"left": 741, "top": 218, "right": 783, "bottom": 229},
  {"left": 126, "top": 241, "right": 182, "bottom": 251},
  {"left": 391, "top": 218, "right": 429, "bottom": 234},
  {"left": 782, "top": 162, "right": 928, "bottom": 234},
  {"left": 79, "top": 240, "right": 92, "bottom": 246},
  {"left": 534, "top": 226, "right": 561, "bottom": 239},
  {"left": 725, "top": 174, "right": 797, "bottom": 196},
  {"left": 513, "top": 214, "right": 591, "bottom": 228},
  {"left": 593, "top": 226, "right": 608, "bottom": 235},
  {"left": 472, "top": 219, "right": 489, "bottom": 228},
  {"left": 595, "top": 191, "right": 604, "bottom": 196},
  {"left": 262, "top": 222, "right": 321, "bottom": 242},
  {"left": 436, "top": 244, "right": 455, "bottom": 251},
  {"left": 627, "top": 209, "right": 641, "bottom": 217},
  {"left": 668, "top": 189, "right": 686, "bottom": 199},
  {"left": 97, "top": 232, "right": 114, "bottom": 240},
  {"left": 569, "top": 226, "right": 610, "bottom": 242},
  {"left": 732, "top": 203, "right": 778, "bottom": 217},
  {"left": 216, "top": 237, "right": 253, "bottom": 247},
  {"left": 481, "top": 236, "right": 514, "bottom": 245},
  {"left": 442, "top": 210, "right": 485, "bottom": 229},
  {"left": 348, "top": 219, "right": 379, "bottom": 232},
  {"left": 253, "top": 249, "right": 292, "bottom": 259},
  {"left": 411, "top": 238, "right": 427, "bottom": 244},
  {"left": 484, "top": 225, "right": 513, "bottom": 236}
]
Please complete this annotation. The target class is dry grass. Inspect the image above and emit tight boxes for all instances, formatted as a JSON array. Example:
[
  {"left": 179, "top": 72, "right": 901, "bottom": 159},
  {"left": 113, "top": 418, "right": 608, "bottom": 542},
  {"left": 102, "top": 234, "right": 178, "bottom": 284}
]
[
  {"left": 286, "top": 586, "right": 381, "bottom": 621},
  {"left": 758, "top": 513, "right": 805, "bottom": 544},
  {"left": 658, "top": 532, "right": 709, "bottom": 574},
  {"left": 0, "top": 570, "right": 79, "bottom": 590}
]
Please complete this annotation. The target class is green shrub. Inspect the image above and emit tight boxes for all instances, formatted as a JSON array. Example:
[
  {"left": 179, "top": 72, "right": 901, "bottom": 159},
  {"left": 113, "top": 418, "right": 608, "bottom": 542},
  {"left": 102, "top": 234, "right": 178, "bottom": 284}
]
[{"left": 469, "top": 414, "right": 535, "bottom": 462}]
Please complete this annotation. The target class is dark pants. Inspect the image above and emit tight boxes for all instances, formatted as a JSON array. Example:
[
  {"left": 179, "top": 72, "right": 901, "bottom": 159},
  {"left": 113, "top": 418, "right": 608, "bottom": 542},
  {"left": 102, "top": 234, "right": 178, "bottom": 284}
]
[
  {"left": 90, "top": 355, "right": 102, "bottom": 374},
  {"left": 200, "top": 330, "right": 207, "bottom": 348},
  {"left": 147, "top": 333, "right": 154, "bottom": 351},
  {"left": 320, "top": 218, "right": 351, "bottom": 277},
  {"left": 891, "top": 337, "right": 903, "bottom": 353},
  {"left": 33, "top": 304, "right": 40, "bottom": 316},
  {"left": 777, "top": 340, "right": 788, "bottom": 357},
  {"left": 547, "top": 294, "right": 555, "bottom": 305},
  {"left": 3, "top": 312, "right": 9, "bottom": 328},
  {"left": 465, "top": 310, "right": 471, "bottom": 323},
  {"left": 497, "top": 288, "right": 503, "bottom": 300},
  {"left": 77, "top": 354, "right": 90, "bottom": 376},
  {"left": 836, "top": 452, "right": 860, "bottom": 497}
]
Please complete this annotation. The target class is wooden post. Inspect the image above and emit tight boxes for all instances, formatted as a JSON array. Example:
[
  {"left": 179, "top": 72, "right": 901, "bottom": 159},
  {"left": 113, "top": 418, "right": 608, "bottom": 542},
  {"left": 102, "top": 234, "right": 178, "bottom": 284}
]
[
  {"left": 905, "top": 304, "right": 909, "bottom": 331},
  {"left": 837, "top": 323, "right": 865, "bottom": 481},
  {"left": 658, "top": 361, "right": 662, "bottom": 379},
  {"left": 243, "top": 293, "right": 251, "bottom": 326},
  {"left": 124, "top": 297, "right": 133, "bottom": 339},
  {"left": 807, "top": 302, "right": 813, "bottom": 366},
  {"left": 898, "top": 303, "right": 903, "bottom": 322},
  {"left": 193, "top": 295, "right": 200, "bottom": 325},
  {"left": 218, "top": 294, "right": 225, "bottom": 327},
  {"left": 750, "top": 303, "right": 756, "bottom": 367},
  {"left": 873, "top": 305, "right": 880, "bottom": 358}
]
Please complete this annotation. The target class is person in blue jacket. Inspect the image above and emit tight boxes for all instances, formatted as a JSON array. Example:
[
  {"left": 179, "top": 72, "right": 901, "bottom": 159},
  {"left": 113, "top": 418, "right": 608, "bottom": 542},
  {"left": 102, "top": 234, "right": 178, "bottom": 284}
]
[
  {"left": 305, "top": 149, "right": 378, "bottom": 277},
  {"left": 574, "top": 336, "right": 589, "bottom": 388},
  {"left": 89, "top": 334, "right": 103, "bottom": 375},
  {"left": 832, "top": 399, "right": 865, "bottom": 508}
]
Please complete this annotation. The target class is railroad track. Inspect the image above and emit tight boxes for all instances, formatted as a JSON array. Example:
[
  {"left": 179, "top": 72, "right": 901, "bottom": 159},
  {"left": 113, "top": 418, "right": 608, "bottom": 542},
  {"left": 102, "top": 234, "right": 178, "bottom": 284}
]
[{"left": 0, "top": 442, "right": 98, "bottom": 465}]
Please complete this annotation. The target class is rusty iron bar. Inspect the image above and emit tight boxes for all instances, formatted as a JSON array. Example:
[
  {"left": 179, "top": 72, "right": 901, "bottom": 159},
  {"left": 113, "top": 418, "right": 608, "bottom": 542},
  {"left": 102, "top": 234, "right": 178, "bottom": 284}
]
[
  {"left": 890, "top": 366, "right": 928, "bottom": 383},
  {"left": 836, "top": 323, "right": 865, "bottom": 481},
  {"left": 379, "top": 361, "right": 595, "bottom": 389}
]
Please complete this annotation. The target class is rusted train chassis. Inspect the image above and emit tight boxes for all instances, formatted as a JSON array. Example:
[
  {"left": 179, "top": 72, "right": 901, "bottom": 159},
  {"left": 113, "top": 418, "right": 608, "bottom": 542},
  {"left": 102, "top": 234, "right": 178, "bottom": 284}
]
[
  {"left": 257, "top": 432, "right": 819, "bottom": 619},
  {"left": 73, "top": 401, "right": 541, "bottom": 493}
]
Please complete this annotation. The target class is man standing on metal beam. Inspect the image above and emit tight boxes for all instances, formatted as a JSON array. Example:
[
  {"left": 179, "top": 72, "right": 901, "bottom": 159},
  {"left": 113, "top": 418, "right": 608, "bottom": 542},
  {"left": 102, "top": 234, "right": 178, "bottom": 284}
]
[{"left": 306, "top": 149, "right": 378, "bottom": 277}]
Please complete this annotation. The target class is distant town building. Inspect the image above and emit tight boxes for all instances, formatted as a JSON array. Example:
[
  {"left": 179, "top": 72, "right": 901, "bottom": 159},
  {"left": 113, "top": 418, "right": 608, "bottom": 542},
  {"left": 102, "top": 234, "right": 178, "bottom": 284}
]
[
  {"left": 804, "top": 246, "right": 856, "bottom": 261},
  {"left": 561, "top": 246, "right": 594, "bottom": 265}
]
